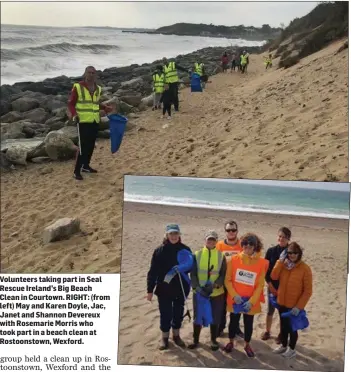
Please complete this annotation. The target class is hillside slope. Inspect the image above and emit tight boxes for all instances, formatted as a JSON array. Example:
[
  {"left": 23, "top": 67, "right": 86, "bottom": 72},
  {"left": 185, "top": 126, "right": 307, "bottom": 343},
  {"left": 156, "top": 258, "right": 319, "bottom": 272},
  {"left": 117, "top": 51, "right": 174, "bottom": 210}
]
[{"left": 0, "top": 39, "right": 347, "bottom": 274}]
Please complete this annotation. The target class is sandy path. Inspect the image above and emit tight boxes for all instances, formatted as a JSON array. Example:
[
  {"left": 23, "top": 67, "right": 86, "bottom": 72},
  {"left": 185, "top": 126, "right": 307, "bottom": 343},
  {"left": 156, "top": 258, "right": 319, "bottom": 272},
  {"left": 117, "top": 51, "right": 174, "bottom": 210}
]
[
  {"left": 117, "top": 202, "right": 348, "bottom": 372},
  {"left": 0, "top": 39, "right": 348, "bottom": 273}
]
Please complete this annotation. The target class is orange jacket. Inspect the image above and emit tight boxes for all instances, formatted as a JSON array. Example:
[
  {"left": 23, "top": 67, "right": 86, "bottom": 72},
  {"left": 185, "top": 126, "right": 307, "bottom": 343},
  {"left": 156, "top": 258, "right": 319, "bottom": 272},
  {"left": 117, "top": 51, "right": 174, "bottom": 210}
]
[
  {"left": 225, "top": 252, "right": 268, "bottom": 315},
  {"left": 271, "top": 260, "right": 312, "bottom": 309},
  {"left": 216, "top": 240, "right": 243, "bottom": 260}
]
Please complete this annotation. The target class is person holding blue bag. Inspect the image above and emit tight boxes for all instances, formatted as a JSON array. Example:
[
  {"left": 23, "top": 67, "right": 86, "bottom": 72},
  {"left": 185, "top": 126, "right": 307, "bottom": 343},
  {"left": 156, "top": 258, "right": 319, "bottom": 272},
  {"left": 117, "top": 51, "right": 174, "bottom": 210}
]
[
  {"left": 188, "top": 230, "right": 226, "bottom": 351},
  {"left": 146, "top": 224, "right": 193, "bottom": 350},
  {"left": 224, "top": 233, "right": 269, "bottom": 357},
  {"left": 271, "top": 242, "right": 313, "bottom": 358}
]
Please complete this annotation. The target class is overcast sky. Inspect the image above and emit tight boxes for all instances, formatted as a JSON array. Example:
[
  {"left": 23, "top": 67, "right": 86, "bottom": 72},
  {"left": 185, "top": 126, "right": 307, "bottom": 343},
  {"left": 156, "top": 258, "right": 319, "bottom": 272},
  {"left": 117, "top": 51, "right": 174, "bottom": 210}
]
[{"left": 1, "top": 1, "right": 319, "bottom": 29}]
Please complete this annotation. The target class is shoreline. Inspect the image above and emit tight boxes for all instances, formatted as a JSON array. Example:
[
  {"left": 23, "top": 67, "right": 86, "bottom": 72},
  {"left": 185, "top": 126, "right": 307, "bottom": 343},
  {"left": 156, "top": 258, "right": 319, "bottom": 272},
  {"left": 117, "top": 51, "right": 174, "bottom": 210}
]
[
  {"left": 123, "top": 202, "right": 349, "bottom": 231},
  {"left": 124, "top": 198, "right": 349, "bottom": 221}
]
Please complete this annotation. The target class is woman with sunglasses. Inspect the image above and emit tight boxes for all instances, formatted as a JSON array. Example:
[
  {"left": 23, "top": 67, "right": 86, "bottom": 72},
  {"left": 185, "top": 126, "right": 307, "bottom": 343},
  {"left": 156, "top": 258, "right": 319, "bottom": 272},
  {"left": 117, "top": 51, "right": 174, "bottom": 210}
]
[
  {"left": 147, "top": 224, "right": 193, "bottom": 350},
  {"left": 271, "top": 242, "right": 312, "bottom": 358},
  {"left": 224, "top": 233, "right": 269, "bottom": 357}
]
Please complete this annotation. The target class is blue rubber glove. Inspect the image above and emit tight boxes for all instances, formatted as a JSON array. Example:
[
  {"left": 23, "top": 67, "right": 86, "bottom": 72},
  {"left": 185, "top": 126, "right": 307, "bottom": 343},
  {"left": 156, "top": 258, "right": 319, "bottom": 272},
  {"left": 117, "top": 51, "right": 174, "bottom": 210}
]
[
  {"left": 242, "top": 301, "right": 252, "bottom": 312},
  {"left": 291, "top": 307, "right": 300, "bottom": 316},
  {"left": 234, "top": 295, "right": 243, "bottom": 304}
]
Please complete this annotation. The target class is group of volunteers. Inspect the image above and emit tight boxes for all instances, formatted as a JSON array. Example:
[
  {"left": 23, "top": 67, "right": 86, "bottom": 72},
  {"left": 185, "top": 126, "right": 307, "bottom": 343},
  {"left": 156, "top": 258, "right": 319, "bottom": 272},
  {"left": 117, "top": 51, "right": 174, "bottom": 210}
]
[
  {"left": 151, "top": 57, "right": 207, "bottom": 119},
  {"left": 220, "top": 49, "right": 250, "bottom": 73},
  {"left": 147, "top": 220, "right": 313, "bottom": 360}
]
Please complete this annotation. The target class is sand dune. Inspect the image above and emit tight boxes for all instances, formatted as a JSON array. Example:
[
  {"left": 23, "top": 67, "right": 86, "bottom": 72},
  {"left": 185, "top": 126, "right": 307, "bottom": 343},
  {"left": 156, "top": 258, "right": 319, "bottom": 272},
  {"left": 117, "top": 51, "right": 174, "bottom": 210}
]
[
  {"left": 117, "top": 202, "right": 348, "bottom": 372},
  {"left": 0, "top": 39, "right": 348, "bottom": 273}
]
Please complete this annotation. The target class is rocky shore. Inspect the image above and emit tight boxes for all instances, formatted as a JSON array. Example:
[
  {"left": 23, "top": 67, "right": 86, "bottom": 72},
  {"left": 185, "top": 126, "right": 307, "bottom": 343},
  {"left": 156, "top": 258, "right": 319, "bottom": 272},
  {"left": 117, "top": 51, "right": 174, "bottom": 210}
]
[{"left": 0, "top": 45, "right": 261, "bottom": 170}]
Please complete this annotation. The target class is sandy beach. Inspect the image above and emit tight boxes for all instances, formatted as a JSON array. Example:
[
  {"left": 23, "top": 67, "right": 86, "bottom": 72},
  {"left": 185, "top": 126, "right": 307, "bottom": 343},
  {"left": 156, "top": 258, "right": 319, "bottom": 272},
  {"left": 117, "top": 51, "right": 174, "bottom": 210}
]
[
  {"left": 117, "top": 202, "right": 348, "bottom": 371},
  {"left": 0, "top": 39, "right": 348, "bottom": 274}
]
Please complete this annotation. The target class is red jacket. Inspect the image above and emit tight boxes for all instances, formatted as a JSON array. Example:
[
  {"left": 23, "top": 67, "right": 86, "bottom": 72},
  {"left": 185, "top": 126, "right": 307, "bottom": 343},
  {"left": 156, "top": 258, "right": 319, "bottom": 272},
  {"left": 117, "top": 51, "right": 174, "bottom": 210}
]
[
  {"left": 67, "top": 81, "right": 109, "bottom": 117},
  {"left": 221, "top": 55, "right": 229, "bottom": 64}
]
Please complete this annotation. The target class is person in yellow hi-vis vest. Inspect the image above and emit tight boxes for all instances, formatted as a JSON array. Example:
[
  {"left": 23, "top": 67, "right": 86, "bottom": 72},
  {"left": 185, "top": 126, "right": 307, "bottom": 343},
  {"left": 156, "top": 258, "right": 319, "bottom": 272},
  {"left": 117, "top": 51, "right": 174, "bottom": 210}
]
[
  {"left": 194, "top": 61, "right": 207, "bottom": 88},
  {"left": 240, "top": 50, "right": 250, "bottom": 74},
  {"left": 162, "top": 57, "right": 189, "bottom": 112},
  {"left": 265, "top": 53, "right": 273, "bottom": 70},
  {"left": 152, "top": 65, "right": 165, "bottom": 111},
  {"left": 68, "top": 65, "right": 113, "bottom": 180},
  {"left": 189, "top": 230, "right": 226, "bottom": 351}
]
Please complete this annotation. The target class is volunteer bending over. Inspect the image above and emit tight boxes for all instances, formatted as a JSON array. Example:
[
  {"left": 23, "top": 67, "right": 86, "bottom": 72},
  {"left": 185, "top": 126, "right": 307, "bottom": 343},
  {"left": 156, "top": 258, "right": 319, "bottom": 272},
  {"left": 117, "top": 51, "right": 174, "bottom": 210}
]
[
  {"left": 147, "top": 224, "right": 193, "bottom": 350},
  {"left": 271, "top": 242, "right": 312, "bottom": 358},
  {"left": 189, "top": 230, "right": 226, "bottom": 351},
  {"left": 224, "top": 233, "right": 268, "bottom": 357}
]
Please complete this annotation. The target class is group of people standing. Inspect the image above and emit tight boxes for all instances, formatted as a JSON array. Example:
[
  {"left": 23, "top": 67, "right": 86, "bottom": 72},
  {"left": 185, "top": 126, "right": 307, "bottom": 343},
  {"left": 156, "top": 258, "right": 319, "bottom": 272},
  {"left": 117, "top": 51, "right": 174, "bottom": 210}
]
[
  {"left": 147, "top": 221, "right": 313, "bottom": 360},
  {"left": 221, "top": 50, "right": 250, "bottom": 73},
  {"left": 152, "top": 57, "right": 206, "bottom": 119}
]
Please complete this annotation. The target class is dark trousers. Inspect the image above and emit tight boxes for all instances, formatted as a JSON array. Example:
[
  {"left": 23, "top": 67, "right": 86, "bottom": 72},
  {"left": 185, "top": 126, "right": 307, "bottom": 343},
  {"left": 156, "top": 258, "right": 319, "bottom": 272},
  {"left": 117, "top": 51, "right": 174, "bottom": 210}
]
[
  {"left": 168, "top": 83, "right": 179, "bottom": 111},
  {"left": 74, "top": 121, "right": 99, "bottom": 174},
  {"left": 162, "top": 103, "right": 171, "bottom": 116},
  {"left": 231, "top": 313, "right": 254, "bottom": 343},
  {"left": 219, "top": 289, "right": 242, "bottom": 335},
  {"left": 158, "top": 296, "right": 184, "bottom": 333},
  {"left": 279, "top": 306, "right": 298, "bottom": 349}
]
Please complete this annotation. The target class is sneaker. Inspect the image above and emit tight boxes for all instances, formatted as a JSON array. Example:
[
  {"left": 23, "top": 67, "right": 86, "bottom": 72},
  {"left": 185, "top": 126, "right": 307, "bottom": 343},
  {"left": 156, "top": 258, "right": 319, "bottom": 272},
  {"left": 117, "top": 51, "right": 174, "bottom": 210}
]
[
  {"left": 261, "top": 331, "right": 271, "bottom": 341},
  {"left": 244, "top": 344, "right": 255, "bottom": 358},
  {"left": 282, "top": 347, "right": 296, "bottom": 359},
  {"left": 167, "top": 116, "right": 171, "bottom": 120},
  {"left": 210, "top": 340, "right": 219, "bottom": 351},
  {"left": 223, "top": 341, "right": 234, "bottom": 353},
  {"left": 188, "top": 342, "right": 199, "bottom": 350},
  {"left": 73, "top": 173, "right": 83, "bottom": 180},
  {"left": 159, "top": 338, "right": 169, "bottom": 351},
  {"left": 82, "top": 166, "right": 97, "bottom": 173},
  {"left": 273, "top": 345, "right": 287, "bottom": 354}
]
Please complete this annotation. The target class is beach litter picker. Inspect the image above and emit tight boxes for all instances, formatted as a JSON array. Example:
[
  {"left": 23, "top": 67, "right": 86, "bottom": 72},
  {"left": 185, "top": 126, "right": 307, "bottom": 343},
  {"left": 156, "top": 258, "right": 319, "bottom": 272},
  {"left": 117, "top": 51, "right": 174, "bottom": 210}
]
[
  {"left": 107, "top": 114, "right": 128, "bottom": 154},
  {"left": 178, "top": 270, "right": 191, "bottom": 321}
]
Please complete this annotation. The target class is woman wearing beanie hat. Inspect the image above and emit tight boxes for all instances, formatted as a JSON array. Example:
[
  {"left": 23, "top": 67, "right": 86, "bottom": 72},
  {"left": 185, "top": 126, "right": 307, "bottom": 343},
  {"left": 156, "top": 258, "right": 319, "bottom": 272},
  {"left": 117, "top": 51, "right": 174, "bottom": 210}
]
[{"left": 146, "top": 224, "right": 193, "bottom": 350}]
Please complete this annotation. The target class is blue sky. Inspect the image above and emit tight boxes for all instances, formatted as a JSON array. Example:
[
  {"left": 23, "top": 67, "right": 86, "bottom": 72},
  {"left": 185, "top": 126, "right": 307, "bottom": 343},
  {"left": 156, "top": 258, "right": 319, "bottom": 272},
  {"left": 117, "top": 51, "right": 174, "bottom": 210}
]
[{"left": 1, "top": 1, "right": 318, "bottom": 28}]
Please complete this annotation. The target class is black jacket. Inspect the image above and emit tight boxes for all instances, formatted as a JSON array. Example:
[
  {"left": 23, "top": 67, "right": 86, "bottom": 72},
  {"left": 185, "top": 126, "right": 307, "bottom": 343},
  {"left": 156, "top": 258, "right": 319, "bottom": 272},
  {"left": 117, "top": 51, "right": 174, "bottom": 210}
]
[
  {"left": 147, "top": 240, "right": 192, "bottom": 299},
  {"left": 160, "top": 89, "right": 172, "bottom": 106},
  {"left": 264, "top": 244, "right": 288, "bottom": 290}
]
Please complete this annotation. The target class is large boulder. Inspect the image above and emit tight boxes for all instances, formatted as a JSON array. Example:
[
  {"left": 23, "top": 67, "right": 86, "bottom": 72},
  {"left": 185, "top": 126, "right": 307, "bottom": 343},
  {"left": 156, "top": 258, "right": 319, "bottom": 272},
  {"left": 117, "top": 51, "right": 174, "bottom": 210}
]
[
  {"left": 141, "top": 94, "right": 154, "bottom": 107},
  {"left": 0, "top": 100, "right": 12, "bottom": 116},
  {"left": 1, "top": 137, "right": 44, "bottom": 153},
  {"left": 0, "top": 152, "right": 14, "bottom": 172},
  {"left": 42, "top": 217, "right": 81, "bottom": 244},
  {"left": 11, "top": 97, "right": 40, "bottom": 112},
  {"left": 1, "top": 111, "right": 23, "bottom": 123},
  {"left": 119, "top": 95, "right": 142, "bottom": 107},
  {"left": 5, "top": 146, "right": 28, "bottom": 165},
  {"left": 0, "top": 85, "right": 22, "bottom": 101},
  {"left": 22, "top": 108, "right": 49, "bottom": 123},
  {"left": 120, "top": 77, "right": 144, "bottom": 90},
  {"left": 45, "top": 116, "right": 66, "bottom": 131},
  {"left": 118, "top": 101, "right": 134, "bottom": 114},
  {"left": 1, "top": 122, "right": 25, "bottom": 140},
  {"left": 279, "top": 50, "right": 300, "bottom": 69},
  {"left": 44, "top": 131, "right": 77, "bottom": 160},
  {"left": 57, "top": 126, "right": 78, "bottom": 144},
  {"left": 40, "top": 97, "right": 67, "bottom": 113}
]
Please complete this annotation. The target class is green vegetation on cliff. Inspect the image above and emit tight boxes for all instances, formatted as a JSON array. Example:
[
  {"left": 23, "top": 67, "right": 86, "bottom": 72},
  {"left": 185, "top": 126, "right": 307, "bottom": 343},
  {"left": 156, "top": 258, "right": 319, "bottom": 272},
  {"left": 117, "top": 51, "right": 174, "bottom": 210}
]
[{"left": 154, "top": 22, "right": 281, "bottom": 41}]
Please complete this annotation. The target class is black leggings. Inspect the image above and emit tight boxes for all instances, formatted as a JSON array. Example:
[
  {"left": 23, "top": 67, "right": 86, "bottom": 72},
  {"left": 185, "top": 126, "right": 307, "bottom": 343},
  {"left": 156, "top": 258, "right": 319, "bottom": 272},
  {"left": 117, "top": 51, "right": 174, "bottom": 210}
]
[
  {"left": 162, "top": 103, "right": 171, "bottom": 116},
  {"left": 279, "top": 306, "right": 298, "bottom": 349},
  {"left": 230, "top": 313, "right": 254, "bottom": 343},
  {"left": 168, "top": 83, "right": 179, "bottom": 111},
  {"left": 74, "top": 121, "right": 99, "bottom": 173}
]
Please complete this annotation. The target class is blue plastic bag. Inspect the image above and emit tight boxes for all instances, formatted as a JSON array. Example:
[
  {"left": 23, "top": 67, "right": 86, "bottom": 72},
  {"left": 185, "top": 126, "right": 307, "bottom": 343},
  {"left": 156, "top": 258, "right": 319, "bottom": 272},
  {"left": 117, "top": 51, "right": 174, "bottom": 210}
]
[
  {"left": 269, "top": 294, "right": 279, "bottom": 309},
  {"left": 281, "top": 310, "right": 309, "bottom": 332},
  {"left": 190, "top": 73, "right": 203, "bottom": 92},
  {"left": 108, "top": 114, "right": 128, "bottom": 154},
  {"left": 233, "top": 296, "right": 250, "bottom": 313},
  {"left": 195, "top": 291, "right": 213, "bottom": 327},
  {"left": 164, "top": 249, "right": 193, "bottom": 285}
]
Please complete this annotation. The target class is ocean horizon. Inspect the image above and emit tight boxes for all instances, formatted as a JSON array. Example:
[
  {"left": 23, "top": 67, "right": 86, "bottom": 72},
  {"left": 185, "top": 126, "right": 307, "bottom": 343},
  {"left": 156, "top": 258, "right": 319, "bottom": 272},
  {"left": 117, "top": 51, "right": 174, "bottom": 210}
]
[
  {"left": 1, "top": 24, "right": 265, "bottom": 85},
  {"left": 124, "top": 176, "right": 350, "bottom": 220}
]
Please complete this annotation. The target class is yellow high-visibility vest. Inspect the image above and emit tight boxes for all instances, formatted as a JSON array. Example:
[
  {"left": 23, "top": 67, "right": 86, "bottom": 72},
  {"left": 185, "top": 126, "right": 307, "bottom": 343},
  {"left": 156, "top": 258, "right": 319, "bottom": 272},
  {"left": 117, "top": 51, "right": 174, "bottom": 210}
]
[
  {"left": 163, "top": 62, "right": 178, "bottom": 83},
  {"left": 194, "top": 62, "right": 204, "bottom": 76},
  {"left": 194, "top": 247, "right": 224, "bottom": 297},
  {"left": 73, "top": 83, "right": 101, "bottom": 123},
  {"left": 153, "top": 73, "right": 165, "bottom": 93},
  {"left": 241, "top": 54, "right": 248, "bottom": 65}
]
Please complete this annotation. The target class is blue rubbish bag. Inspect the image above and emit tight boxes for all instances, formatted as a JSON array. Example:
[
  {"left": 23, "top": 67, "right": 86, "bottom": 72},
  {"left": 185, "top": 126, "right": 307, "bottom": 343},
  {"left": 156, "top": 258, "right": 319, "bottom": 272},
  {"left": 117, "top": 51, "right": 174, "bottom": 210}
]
[
  {"left": 281, "top": 310, "right": 309, "bottom": 332},
  {"left": 194, "top": 291, "right": 213, "bottom": 327},
  {"left": 269, "top": 294, "right": 279, "bottom": 309},
  {"left": 190, "top": 73, "right": 203, "bottom": 92},
  {"left": 233, "top": 296, "right": 250, "bottom": 314},
  {"left": 108, "top": 114, "right": 128, "bottom": 154},
  {"left": 164, "top": 249, "right": 193, "bottom": 286}
]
